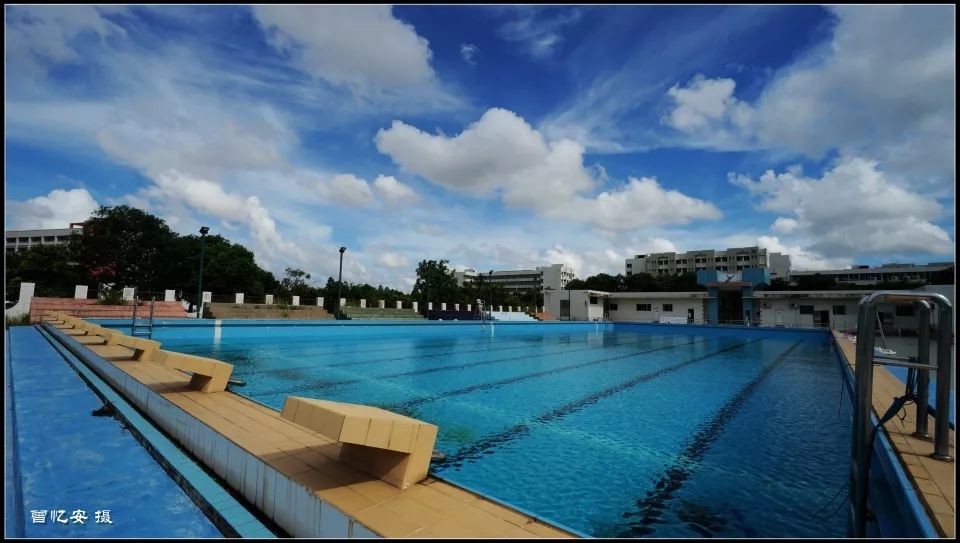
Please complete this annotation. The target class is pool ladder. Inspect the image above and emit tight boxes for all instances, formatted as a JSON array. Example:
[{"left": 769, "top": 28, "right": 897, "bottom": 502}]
[
  {"left": 130, "top": 293, "right": 155, "bottom": 339},
  {"left": 848, "top": 291, "right": 953, "bottom": 537}
]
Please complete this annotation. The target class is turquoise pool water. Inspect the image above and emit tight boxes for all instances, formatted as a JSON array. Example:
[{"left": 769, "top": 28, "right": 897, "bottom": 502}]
[{"left": 163, "top": 324, "right": 852, "bottom": 538}]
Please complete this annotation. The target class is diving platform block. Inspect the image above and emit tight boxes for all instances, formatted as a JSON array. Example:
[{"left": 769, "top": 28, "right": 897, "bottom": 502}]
[
  {"left": 155, "top": 350, "right": 234, "bottom": 393},
  {"left": 280, "top": 397, "right": 438, "bottom": 489}
]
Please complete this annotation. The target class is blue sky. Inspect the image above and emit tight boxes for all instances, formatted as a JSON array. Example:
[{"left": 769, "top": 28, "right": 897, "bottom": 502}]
[{"left": 5, "top": 5, "right": 956, "bottom": 290}]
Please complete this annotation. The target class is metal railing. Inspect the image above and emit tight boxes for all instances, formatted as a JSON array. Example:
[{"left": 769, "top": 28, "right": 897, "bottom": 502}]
[{"left": 848, "top": 291, "right": 953, "bottom": 537}]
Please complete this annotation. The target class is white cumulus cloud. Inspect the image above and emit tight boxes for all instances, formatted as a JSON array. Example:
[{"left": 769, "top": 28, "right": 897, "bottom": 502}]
[
  {"left": 373, "top": 175, "right": 421, "bottom": 206},
  {"left": 376, "top": 107, "right": 720, "bottom": 231},
  {"left": 730, "top": 157, "right": 954, "bottom": 257},
  {"left": 6, "top": 188, "right": 100, "bottom": 229},
  {"left": 252, "top": 6, "right": 435, "bottom": 91}
]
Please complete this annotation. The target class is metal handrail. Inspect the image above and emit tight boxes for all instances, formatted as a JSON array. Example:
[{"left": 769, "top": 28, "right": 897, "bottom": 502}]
[{"left": 849, "top": 291, "right": 953, "bottom": 537}]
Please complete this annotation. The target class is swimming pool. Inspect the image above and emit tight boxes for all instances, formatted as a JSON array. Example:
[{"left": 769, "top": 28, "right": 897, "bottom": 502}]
[{"left": 160, "top": 323, "right": 852, "bottom": 538}]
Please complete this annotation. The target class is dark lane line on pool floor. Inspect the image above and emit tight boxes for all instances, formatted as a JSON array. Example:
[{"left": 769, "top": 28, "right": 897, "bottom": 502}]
[
  {"left": 324, "top": 336, "right": 581, "bottom": 368},
  {"left": 215, "top": 334, "right": 591, "bottom": 380},
  {"left": 432, "top": 338, "right": 769, "bottom": 470},
  {"left": 218, "top": 336, "right": 580, "bottom": 384},
  {"left": 246, "top": 334, "right": 673, "bottom": 398},
  {"left": 385, "top": 337, "right": 713, "bottom": 414},
  {"left": 615, "top": 341, "right": 802, "bottom": 537},
  {"left": 169, "top": 331, "right": 585, "bottom": 360}
]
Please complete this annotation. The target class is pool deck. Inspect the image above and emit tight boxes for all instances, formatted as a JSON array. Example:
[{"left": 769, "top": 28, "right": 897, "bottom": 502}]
[
  {"left": 833, "top": 332, "right": 955, "bottom": 537},
  {"left": 51, "top": 324, "right": 577, "bottom": 538}
]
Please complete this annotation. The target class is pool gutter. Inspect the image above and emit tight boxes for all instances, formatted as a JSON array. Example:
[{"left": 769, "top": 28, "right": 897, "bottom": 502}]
[{"left": 38, "top": 323, "right": 276, "bottom": 538}]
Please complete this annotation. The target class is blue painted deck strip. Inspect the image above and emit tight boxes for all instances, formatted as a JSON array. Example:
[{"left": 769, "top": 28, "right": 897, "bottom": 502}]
[
  {"left": 884, "top": 365, "right": 955, "bottom": 428},
  {"left": 37, "top": 324, "right": 276, "bottom": 539},
  {"left": 4, "top": 329, "right": 26, "bottom": 538},
  {"left": 7, "top": 325, "right": 222, "bottom": 538},
  {"left": 833, "top": 340, "right": 939, "bottom": 538}
]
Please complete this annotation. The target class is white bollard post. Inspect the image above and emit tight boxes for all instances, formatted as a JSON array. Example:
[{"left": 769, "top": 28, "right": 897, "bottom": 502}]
[
  {"left": 379, "top": 300, "right": 385, "bottom": 309},
  {"left": 499, "top": 305, "right": 503, "bottom": 312},
  {"left": 122, "top": 287, "right": 135, "bottom": 301},
  {"left": 75, "top": 285, "right": 88, "bottom": 299},
  {"left": 360, "top": 299, "right": 367, "bottom": 308},
  {"left": 428, "top": 302, "right": 433, "bottom": 310},
  {"left": 454, "top": 303, "right": 460, "bottom": 311},
  {"left": 467, "top": 304, "right": 472, "bottom": 312},
  {"left": 236, "top": 293, "right": 244, "bottom": 304},
  {"left": 441, "top": 303, "right": 447, "bottom": 310},
  {"left": 292, "top": 296, "right": 300, "bottom": 306},
  {"left": 413, "top": 301, "right": 419, "bottom": 312},
  {"left": 266, "top": 294, "right": 274, "bottom": 304},
  {"left": 317, "top": 297, "right": 324, "bottom": 307},
  {"left": 6, "top": 282, "right": 35, "bottom": 320},
  {"left": 164, "top": 289, "right": 175, "bottom": 302},
  {"left": 340, "top": 298, "right": 346, "bottom": 308},
  {"left": 396, "top": 301, "right": 402, "bottom": 309}
]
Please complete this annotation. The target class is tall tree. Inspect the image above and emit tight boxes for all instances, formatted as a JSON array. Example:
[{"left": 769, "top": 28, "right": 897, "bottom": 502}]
[
  {"left": 75, "top": 205, "right": 177, "bottom": 293},
  {"left": 411, "top": 259, "right": 460, "bottom": 306}
]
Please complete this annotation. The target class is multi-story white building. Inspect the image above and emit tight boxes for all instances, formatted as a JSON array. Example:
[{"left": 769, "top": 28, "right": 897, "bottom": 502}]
[
  {"left": 625, "top": 246, "right": 789, "bottom": 277},
  {"left": 790, "top": 262, "right": 953, "bottom": 285},
  {"left": 454, "top": 263, "right": 575, "bottom": 294},
  {"left": 5, "top": 225, "right": 84, "bottom": 254}
]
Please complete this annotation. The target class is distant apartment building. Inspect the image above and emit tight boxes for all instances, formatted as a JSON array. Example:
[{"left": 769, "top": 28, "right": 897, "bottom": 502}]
[
  {"left": 790, "top": 262, "right": 953, "bottom": 285},
  {"left": 5, "top": 224, "right": 84, "bottom": 254},
  {"left": 454, "top": 264, "right": 576, "bottom": 294},
  {"left": 625, "top": 246, "right": 790, "bottom": 278}
]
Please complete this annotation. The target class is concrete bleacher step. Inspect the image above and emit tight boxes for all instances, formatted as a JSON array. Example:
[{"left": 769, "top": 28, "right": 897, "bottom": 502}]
[
  {"left": 204, "top": 302, "right": 333, "bottom": 320},
  {"left": 28, "top": 297, "right": 188, "bottom": 323}
]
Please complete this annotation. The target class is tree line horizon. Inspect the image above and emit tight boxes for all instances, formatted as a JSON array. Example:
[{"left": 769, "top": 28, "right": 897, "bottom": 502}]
[{"left": 6, "top": 206, "right": 951, "bottom": 313}]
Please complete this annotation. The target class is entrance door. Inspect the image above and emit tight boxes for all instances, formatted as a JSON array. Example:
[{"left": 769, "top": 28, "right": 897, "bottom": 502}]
[
  {"left": 813, "top": 310, "right": 830, "bottom": 328},
  {"left": 687, "top": 308, "right": 695, "bottom": 323}
]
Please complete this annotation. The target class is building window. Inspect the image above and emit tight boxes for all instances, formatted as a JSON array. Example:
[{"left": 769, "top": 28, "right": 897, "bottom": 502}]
[
  {"left": 895, "top": 305, "right": 915, "bottom": 317},
  {"left": 663, "top": 304, "right": 673, "bottom": 312},
  {"left": 832, "top": 305, "right": 846, "bottom": 315},
  {"left": 626, "top": 263, "right": 632, "bottom": 268},
  {"left": 43, "top": 236, "right": 55, "bottom": 242},
  {"left": 589, "top": 296, "right": 598, "bottom": 304},
  {"left": 609, "top": 303, "right": 618, "bottom": 310},
  {"left": 5, "top": 238, "right": 14, "bottom": 243},
  {"left": 799, "top": 305, "right": 814, "bottom": 315},
  {"left": 637, "top": 304, "right": 652, "bottom": 311}
]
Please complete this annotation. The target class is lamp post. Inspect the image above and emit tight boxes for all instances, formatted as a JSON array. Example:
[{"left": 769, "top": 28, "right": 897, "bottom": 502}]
[
  {"left": 337, "top": 246, "right": 346, "bottom": 319},
  {"left": 196, "top": 226, "right": 209, "bottom": 319},
  {"left": 488, "top": 270, "right": 493, "bottom": 316}
]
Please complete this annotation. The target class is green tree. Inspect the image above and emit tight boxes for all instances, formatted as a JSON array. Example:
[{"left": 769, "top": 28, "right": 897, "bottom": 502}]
[
  {"left": 5, "top": 244, "right": 85, "bottom": 297},
  {"left": 75, "top": 205, "right": 177, "bottom": 293},
  {"left": 411, "top": 259, "right": 460, "bottom": 307},
  {"left": 767, "top": 277, "right": 790, "bottom": 290},
  {"left": 582, "top": 273, "right": 621, "bottom": 292},
  {"left": 794, "top": 273, "right": 838, "bottom": 290},
  {"left": 928, "top": 266, "right": 954, "bottom": 285},
  {"left": 279, "top": 267, "right": 313, "bottom": 299}
]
